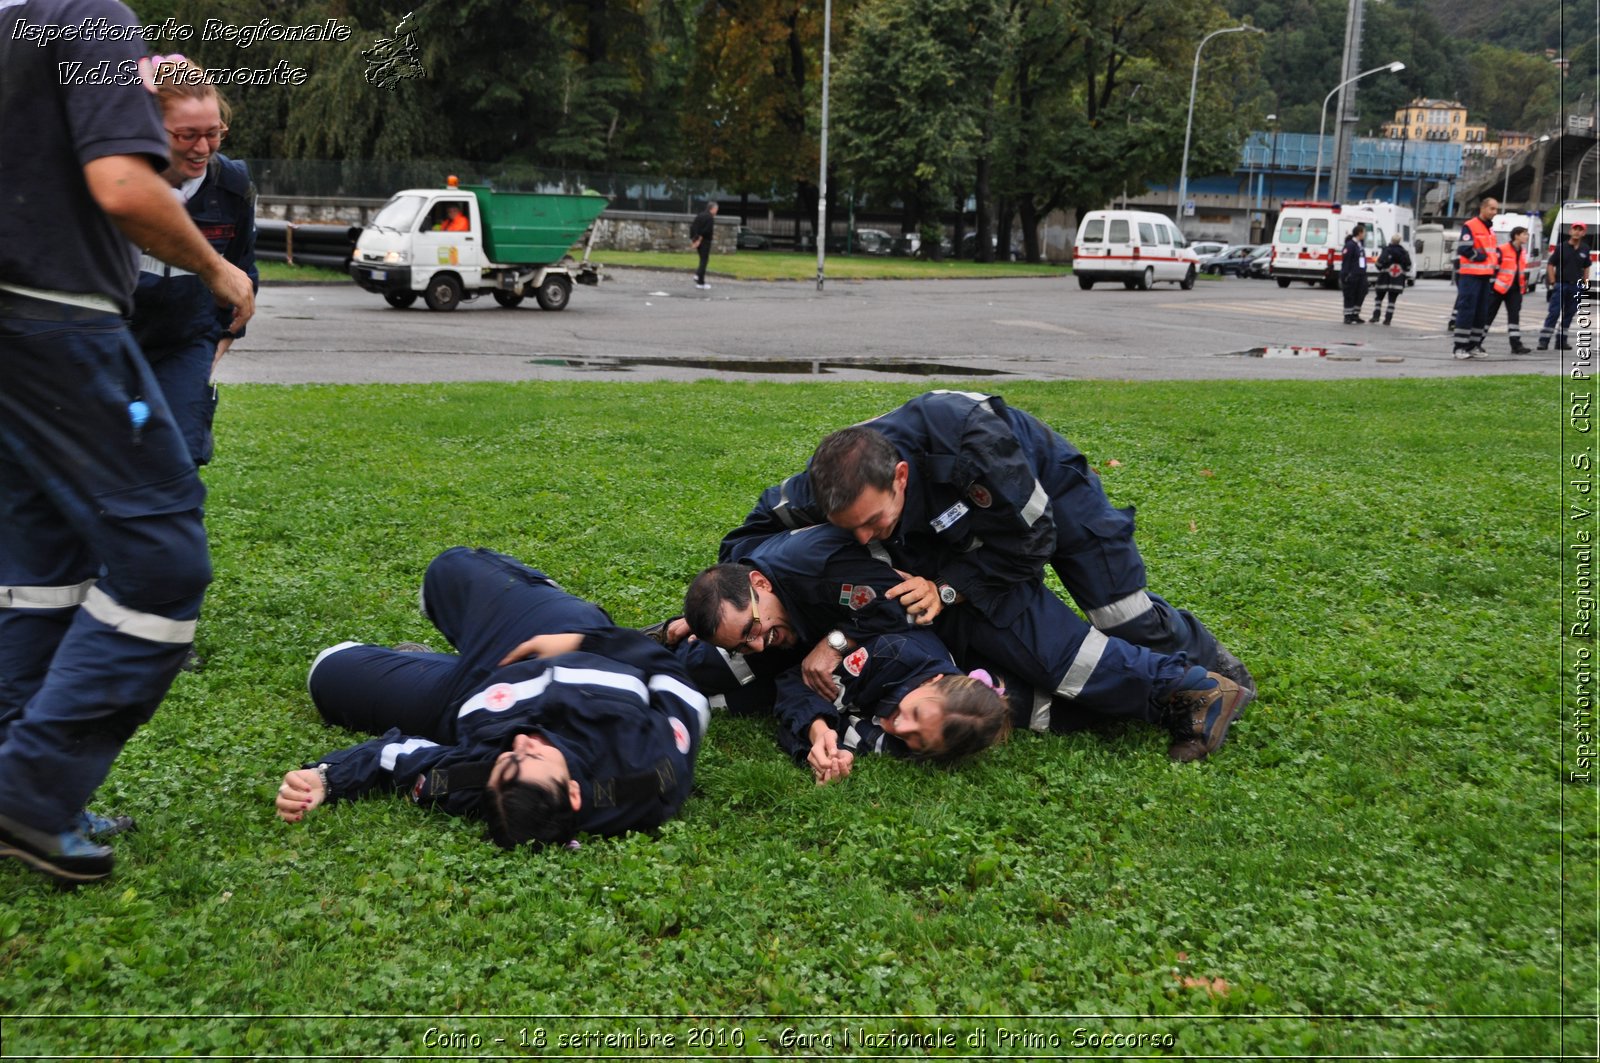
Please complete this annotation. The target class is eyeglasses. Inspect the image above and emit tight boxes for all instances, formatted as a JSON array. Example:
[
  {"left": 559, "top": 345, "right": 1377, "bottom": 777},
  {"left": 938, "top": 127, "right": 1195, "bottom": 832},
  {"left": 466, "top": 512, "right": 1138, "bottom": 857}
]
[
  {"left": 166, "top": 125, "right": 227, "bottom": 146},
  {"left": 736, "top": 575, "right": 763, "bottom": 652}
]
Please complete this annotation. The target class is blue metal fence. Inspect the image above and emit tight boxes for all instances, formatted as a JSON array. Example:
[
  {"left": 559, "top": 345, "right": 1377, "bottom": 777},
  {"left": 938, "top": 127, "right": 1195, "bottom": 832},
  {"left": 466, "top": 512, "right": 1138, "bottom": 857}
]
[{"left": 1239, "top": 132, "right": 1461, "bottom": 179}]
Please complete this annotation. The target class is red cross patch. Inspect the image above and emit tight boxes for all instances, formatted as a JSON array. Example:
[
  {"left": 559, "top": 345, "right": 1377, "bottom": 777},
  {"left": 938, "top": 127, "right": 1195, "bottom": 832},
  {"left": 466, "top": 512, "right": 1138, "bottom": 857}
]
[
  {"left": 843, "top": 647, "right": 869, "bottom": 676},
  {"left": 967, "top": 483, "right": 993, "bottom": 508},
  {"left": 849, "top": 585, "right": 877, "bottom": 610},
  {"left": 483, "top": 683, "right": 516, "bottom": 710},
  {"left": 670, "top": 717, "right": 691, "bottom": 755}
]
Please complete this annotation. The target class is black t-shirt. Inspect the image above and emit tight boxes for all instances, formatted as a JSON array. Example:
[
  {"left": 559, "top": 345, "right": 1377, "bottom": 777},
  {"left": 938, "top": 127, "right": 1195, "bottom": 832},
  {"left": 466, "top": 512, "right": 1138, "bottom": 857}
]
[
  {"left": 1550, "top": 242, "right": 1593, "bottom": 286},
  {"left": 690, "top": 210, "right": 716, "bottom": 245},
  {"left": 0, "top": 0, "right": 169, "bottom": 312}
]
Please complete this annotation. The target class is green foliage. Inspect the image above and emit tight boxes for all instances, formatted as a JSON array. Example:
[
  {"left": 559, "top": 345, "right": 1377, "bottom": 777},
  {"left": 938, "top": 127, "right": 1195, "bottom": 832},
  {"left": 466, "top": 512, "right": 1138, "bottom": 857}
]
[{"left": 0, "top": 378, "right": 1584, "bottom": 1057}]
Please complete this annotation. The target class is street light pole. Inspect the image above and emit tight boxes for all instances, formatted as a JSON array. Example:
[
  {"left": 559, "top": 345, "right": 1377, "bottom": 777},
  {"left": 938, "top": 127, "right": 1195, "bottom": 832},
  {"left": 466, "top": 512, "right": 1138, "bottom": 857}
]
[
  {"left": 1313, "top": 60, "right": 1404, "bottom": 200},
  {"left": 1177, "top": 24, "right": 1264, "bottom": 224},
  {"left": 815, "top": 0, "right": 832, "bottom": 291}
]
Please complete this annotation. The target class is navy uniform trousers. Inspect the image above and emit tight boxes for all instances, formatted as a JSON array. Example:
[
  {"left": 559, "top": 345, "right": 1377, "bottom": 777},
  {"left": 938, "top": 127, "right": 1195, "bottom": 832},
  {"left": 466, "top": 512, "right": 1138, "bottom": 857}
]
[
  {"left": 307, "top": 546, "right": 613, "bottom": 737},
  {"left": 0, "top": 298, "right": 210, "bottom": 834}
]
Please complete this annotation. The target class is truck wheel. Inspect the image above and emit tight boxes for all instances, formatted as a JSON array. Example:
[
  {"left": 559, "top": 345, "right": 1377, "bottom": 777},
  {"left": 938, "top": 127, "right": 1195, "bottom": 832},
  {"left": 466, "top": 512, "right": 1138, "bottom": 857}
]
[
  {"left": 1137, "top": 266, "right": 1154, "bottom": 291},
  {"left": 1179, "top": 266, "right": 1196, "bottom": 291},
  {"left": 535, "top": 275, "right": 572, "bottom": 311},
  {"left": 384, "top": 291, "right": 417, "bottom": 309},
  {"left": 1077, "top": 276, "right": 1095, "bottom": 290},
  {"left": 423, "top": 274, "right": 462, "bottom": 312},
  {"left": 1276, "top": 277, "right": 1290, "bottom": 288},
  {"left": 493, "top": 290, "right": 524, "bottom": 308}
]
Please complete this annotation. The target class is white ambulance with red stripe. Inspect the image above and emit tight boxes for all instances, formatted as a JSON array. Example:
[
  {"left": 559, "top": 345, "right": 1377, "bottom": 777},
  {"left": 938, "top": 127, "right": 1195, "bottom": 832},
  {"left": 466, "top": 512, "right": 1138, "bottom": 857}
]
[
  {"left": 1072, "top": 209, "right": 1200, "bottom": 291},
  {"left": 1268, "top": 200, "right": 1381, "bottom": 288}
]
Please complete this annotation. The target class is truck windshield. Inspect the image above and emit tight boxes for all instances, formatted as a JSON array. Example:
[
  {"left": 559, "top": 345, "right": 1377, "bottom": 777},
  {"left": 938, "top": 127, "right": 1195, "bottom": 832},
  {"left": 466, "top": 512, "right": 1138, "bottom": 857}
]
[{"left": 372, "top": 195, "right": 425, "bottom": 232}]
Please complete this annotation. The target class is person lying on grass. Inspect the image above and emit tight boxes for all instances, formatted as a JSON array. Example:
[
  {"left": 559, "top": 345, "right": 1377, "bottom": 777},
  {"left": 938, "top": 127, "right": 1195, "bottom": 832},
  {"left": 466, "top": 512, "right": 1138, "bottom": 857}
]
[{"left": 275, "top": 547, "right": 708, "bottom": 847}]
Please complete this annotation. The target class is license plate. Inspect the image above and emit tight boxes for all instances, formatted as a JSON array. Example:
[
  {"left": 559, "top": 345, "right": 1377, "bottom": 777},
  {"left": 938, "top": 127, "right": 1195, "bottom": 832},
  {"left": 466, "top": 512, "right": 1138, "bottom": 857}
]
[{"left": 370, "top": 270, "right": 386, "bottom": 280}]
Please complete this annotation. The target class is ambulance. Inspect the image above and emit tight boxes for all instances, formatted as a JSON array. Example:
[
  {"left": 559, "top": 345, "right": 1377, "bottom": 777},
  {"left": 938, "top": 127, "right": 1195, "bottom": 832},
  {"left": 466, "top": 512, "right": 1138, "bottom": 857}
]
[
  {"left": 1267, "top": 200, "right": 1401, "bottom": 288},
  {"left": 1071, "top": 209, "right": 1201, "bottom": 291}
]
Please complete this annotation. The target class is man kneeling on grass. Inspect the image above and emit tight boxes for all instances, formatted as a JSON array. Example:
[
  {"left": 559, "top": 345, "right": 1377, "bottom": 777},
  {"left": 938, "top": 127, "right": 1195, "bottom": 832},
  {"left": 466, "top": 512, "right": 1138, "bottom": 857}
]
[{"left": 275, "top": 547, "right": 708, "bottom": 847}]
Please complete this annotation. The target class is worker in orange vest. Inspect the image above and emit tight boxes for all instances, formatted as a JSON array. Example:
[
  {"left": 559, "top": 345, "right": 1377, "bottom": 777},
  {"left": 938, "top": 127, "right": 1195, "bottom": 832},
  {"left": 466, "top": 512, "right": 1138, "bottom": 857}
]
[
  {"left": 1484, "top": 226, "right": 1532, "bottom": 354},
  {"left": 1451, "top": 196, "right": 1500, "bottom": 358}
]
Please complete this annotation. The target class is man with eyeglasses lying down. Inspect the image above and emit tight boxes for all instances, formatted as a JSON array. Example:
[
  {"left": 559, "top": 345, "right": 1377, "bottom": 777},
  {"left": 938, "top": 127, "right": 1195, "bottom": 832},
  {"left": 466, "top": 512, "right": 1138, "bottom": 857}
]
[
  {"left": 670, "top": 522, "right": 1241, "bottom": 781},
  {"left": 274, "top": 547, "right": 708, "bottom": 849}
]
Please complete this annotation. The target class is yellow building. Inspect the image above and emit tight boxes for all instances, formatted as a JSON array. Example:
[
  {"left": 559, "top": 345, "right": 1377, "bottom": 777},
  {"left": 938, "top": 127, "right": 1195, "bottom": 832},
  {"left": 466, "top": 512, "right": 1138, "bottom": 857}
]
[{"left": 1381, "top": 98, "right": 1490, "bottom": 154}]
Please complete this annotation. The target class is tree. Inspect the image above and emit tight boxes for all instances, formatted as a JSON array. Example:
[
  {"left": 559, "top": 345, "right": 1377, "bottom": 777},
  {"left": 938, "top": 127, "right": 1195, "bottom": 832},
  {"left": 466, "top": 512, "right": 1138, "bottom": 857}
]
[{"left": 832, "top": 0, "right": 1004, "bottom": 245}]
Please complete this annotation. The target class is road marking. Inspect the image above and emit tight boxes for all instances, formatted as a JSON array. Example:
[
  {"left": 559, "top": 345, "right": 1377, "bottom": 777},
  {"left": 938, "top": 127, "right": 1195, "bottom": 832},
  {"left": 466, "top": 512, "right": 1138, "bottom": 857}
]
[{"left": 993, "top": 319, "right": 1083, "bottom": 335}]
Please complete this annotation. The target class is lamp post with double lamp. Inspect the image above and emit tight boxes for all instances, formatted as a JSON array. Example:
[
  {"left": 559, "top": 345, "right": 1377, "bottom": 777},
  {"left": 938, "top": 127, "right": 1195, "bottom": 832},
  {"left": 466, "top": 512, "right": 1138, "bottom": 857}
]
[
  {"left": 1313, "top": 61, "right": 1405, "bottom": 200},
  {"left": 1177, "top": 24, "right": 1265, "bottom": 225}
]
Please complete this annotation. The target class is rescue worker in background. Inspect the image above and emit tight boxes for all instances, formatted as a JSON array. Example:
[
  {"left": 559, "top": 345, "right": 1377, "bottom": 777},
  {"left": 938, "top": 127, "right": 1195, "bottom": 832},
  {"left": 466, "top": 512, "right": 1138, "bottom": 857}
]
[
  {"left": 1540, "top": 223, "right": 1592, "bottom": 352},
  {"left": 1484, "top": 226, "right": 1533, "bottom": 355},
  {"left": 1452, "top": 196, "right": 1500, "bottom": 358},
  {"left": 277, "top": 547, "right": 708, "bottom": 846},
  {"left": 130, "top": 57, "right": 258, "bottom": 470},
  {"left": 1340, "top": 223, "right": 1369, "bottom": 325},
  {"left": 0, "top": 0, "right": 255, "bottom": 886},
  {"left": 1369, "top": 232, "right": 1412, "bottom": 326},
  {"left": 433, "top": 204, "right": 470, "bottom": 232},
  {"left": 720, "top": 392, "right": 1254, "bottom": 697}
]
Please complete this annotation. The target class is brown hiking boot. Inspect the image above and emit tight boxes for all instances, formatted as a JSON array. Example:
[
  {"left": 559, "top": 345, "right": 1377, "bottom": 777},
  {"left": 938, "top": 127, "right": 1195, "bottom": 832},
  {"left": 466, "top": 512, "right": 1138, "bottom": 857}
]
[{"left": 1162, "top": 670, "right": 1251, "bottom": 763}]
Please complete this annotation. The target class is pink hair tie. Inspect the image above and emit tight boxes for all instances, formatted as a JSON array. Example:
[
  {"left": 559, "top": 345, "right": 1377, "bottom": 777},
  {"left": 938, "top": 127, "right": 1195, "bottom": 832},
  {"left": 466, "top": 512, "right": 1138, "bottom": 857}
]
[{"left": 967, "top": 669, "right": 1006, "bottom": 697}]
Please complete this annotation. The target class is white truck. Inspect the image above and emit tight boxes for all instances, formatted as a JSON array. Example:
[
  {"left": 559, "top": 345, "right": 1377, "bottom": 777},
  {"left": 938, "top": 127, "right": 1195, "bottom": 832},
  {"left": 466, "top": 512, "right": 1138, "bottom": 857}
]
[{"left": 348, "top": 177, "right": 607, "bottom": 311}]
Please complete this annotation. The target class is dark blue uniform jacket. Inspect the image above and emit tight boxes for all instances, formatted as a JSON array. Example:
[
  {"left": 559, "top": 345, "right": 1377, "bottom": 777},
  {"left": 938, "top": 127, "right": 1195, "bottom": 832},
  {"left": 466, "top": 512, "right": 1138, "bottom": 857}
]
[
  {"left": 312, "top": 629, "right": 706, "bottom": 838},
  {"left": 129, "top": 153, "right": 257, "bottom": 357}
]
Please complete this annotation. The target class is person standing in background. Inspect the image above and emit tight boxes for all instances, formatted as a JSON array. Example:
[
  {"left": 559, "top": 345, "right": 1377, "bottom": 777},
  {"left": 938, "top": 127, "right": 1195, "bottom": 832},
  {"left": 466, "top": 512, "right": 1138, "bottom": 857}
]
[
  {"left": 130, "top": 57, "right": 258, "bottom": 470},
  {"left": 1369, "top": 233, "right": 1410, "bottom": 326},
  {"left": 1484, "top": 226, "right": 1532, "bottom": 354},
  {"left": 1340, "top": 224, "right": 1369, "bottom": 325},
  {"left": 690, "top": 201, "right": 718, "bottom": 290}
]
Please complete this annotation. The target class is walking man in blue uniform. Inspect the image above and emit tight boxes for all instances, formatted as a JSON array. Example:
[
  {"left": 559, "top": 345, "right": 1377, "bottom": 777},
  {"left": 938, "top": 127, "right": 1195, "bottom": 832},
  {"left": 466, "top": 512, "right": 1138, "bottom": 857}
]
[
  {"left": 1452, "top": 197, "right": 1500, "bottom": 357},
  {"left": 277, "top": 548, "right": 708, "bottom": 846},
  {"left": 0, "top": 0, "right": 256, "bottom": 885},
  {"left": 1540, "top": 223, "right": 1592, "bottom": 352}
]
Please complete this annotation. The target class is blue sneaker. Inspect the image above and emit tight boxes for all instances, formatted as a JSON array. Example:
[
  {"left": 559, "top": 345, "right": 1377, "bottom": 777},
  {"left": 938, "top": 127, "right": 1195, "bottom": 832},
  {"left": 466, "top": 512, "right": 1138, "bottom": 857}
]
[
  {"left": 1162, "top": 668, "right": 1250, "bottom": 763},
  {"left": 0, "top": 810, "right": 113, "bottom": 885},
  {"left": 78, "top": 809, "right": 137, "bottom": 839}
]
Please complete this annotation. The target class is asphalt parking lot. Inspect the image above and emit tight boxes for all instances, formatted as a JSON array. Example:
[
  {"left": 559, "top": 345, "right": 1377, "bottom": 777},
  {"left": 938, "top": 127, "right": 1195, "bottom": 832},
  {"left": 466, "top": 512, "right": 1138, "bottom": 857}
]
[{"left": 220, "top": 270, "right": 1574, "bottom": 384}]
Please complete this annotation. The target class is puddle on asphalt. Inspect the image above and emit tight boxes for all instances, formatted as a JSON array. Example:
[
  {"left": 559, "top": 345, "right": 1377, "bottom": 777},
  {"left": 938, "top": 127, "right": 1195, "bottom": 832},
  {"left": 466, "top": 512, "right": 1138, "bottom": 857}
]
[
  {"left": 525, "top": 356, "right": 1009, "bottom": 376},
  {"left": 1216, "top": 344, "right": 1372, "bottom": 360}
]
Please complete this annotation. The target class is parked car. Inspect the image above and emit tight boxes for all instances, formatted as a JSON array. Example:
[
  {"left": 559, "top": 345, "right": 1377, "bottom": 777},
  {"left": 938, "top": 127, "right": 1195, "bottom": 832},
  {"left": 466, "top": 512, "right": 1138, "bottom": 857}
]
[
  {"left": 1203, "top": 245, "right": 1261, "bottom": 276},
  {"left": 1245, "top": 244, "right": 1273, "bottom": 279},
  {"left": 736, "top": 227, "right": 771, "bottom": 250},
  {"left": 1190, "top": 241, "right": 1230, "bottom": 261},
  {"left": 824, "top": 228, "right": 894, "bottom": 254}
]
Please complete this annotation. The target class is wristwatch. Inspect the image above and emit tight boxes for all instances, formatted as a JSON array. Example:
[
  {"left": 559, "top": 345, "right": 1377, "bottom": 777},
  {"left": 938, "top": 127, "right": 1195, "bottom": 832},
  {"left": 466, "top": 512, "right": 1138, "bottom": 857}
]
[
  {"left": 826, "top": 630, "right": 849, "bottom": 653},
  {"left": 937, "top": 582, "right": 958, "bottom": 605}
]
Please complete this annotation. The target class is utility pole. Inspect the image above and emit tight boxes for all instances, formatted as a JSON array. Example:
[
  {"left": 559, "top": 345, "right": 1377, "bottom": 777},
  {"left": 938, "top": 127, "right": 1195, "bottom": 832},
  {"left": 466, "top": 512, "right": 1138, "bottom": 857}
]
[{"left": 1329, "top": 0, "right": 1364, "bottom": 203}]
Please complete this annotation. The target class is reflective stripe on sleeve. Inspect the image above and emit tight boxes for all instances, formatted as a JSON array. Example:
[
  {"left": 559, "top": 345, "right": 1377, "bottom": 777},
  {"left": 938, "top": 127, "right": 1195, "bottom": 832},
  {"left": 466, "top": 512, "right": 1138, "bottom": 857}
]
[
  {"left": 1021, "top": 480, "right": 1050, "bottom": 526},
  {"left": 458, "top": 665, "right": 648, "bottom": 719},
  {"left": 1087, "top": 590, "right": 1155, "bottom": 630},
  {"left": 380, "top": 737, "right": 438, "bottom": 770},
  {"left": 1054, "top": 628, "right": 1108, "bottom": 700},
  {"left": 650, "top": 674, "right": 711, "bottom": 737},
  {"left": 81, "top": 586, "right": 195, "bottom": 644},
  {"left": 1029, "top": 689, "right": 1052, "bottom": 733},
  {"left": 0, "top": 578, "right": 95, "bottom": 609}
]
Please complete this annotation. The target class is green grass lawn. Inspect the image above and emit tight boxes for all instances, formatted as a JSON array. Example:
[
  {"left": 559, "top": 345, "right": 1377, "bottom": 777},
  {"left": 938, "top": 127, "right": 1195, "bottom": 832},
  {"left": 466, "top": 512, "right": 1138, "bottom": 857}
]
[
  {"left": 257, "top": 260, "right": 350, "bottom": 283},
  {"left": 596, "top": 249, "right": 1072, "bottom": 280},
  {"left": 0, "top": 379, "right": 1587, "bottom": 1057}
]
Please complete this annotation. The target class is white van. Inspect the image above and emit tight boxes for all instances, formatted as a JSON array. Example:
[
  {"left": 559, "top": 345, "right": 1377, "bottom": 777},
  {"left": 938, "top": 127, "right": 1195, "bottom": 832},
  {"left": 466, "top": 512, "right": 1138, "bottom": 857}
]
[
  {"left": 1269, "top": 200, "right": 1382, "bottom": 288},
  {"left": 1412, "top": 224, "right": 1453, "bottom": 279},
  {"left": 1351, "top": 199, "right": 1415, "bottom": 247},
  {"left": 1072, "top": 210, "right": 1200, "bottom": 291},
  {"left": 1491, "top": 211, "right": 1545, "bottom": 292},
  {"left": 1553, "top": 202, "right": 1600, "bottom": 245}
]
